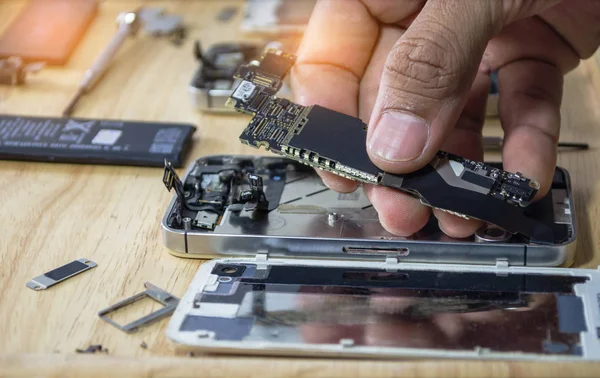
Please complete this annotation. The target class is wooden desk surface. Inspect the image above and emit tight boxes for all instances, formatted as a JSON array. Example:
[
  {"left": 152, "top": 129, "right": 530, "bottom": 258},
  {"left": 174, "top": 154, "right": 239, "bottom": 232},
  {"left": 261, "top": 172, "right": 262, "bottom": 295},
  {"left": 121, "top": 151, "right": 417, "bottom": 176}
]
[{"left": 1, "top": 1, "right": 600, "bottom": 376}]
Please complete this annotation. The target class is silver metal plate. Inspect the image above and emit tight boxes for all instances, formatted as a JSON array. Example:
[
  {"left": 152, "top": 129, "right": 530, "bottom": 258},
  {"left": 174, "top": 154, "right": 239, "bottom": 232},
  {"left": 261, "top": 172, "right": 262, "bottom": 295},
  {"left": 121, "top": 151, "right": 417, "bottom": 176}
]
[{"left": 26, "top": 258, "right": 97, "bottom": 291}]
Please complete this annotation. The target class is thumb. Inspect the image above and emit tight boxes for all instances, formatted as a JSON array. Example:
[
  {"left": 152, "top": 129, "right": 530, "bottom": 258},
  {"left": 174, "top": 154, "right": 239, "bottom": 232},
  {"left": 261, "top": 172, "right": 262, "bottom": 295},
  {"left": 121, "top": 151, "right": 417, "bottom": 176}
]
[{"left": 365, "top": 0, "right": 552, "bottom": 173}]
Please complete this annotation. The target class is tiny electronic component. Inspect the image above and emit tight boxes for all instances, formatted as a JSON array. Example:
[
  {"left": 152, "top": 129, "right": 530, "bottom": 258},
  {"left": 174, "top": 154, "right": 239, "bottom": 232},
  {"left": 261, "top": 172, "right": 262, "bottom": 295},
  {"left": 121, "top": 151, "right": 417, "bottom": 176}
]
[
  {"left": 26, "top": 258, "right": 97, "bottom": 290},
  {"left": 239, "top": 173, "right": 269, "bottom": 212},
  {"left": 0, "top": 115, "right": 195, "bottom": 167},
  {"left": 242, "top": 0, "right": 316, "bottom": 34},
  {"left": 75, "top": 344, "right": 109, "bottom": 354},
  {"left": 194, "top": 211, "right": 219, "bottom": 229},
  {"left": 162, "top": 157, "right": 286, "bottom": 232},
  {"left": 0, "top": 57, "right": 45, "bottom": 85},
  {"left": 98, "top": 282, "right": 179, "bottom": 333},
  {"left": 138, "top": 8, "right": 185, "bottom": 37},
  {"left": 226, "top": 49, "right": 556, "bottom": 243}
]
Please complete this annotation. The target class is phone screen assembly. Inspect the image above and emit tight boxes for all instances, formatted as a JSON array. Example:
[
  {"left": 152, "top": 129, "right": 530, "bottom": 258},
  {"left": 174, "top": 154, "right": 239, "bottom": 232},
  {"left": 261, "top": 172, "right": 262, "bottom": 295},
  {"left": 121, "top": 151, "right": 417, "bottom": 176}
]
[{"left": 166, "top": 257, "right": 600, "bottom": 360}]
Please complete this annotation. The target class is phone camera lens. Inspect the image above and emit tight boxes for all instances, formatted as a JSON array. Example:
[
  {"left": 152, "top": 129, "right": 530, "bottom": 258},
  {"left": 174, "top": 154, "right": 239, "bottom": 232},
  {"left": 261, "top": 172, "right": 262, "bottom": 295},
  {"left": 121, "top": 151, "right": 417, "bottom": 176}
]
[{"left": 212, "top": 264, "right": 246, "bottom": 277}]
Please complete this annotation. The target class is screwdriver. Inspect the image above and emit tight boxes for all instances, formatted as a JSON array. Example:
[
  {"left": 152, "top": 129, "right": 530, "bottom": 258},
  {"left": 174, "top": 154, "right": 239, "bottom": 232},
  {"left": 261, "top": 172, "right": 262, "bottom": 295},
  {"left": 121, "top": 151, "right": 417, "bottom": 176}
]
[
  {"left": 483, "top": 136, "right": 589, "bottom": 151},
  {"left": 62, "top": 10, "right": 141, "bottom": 117}
]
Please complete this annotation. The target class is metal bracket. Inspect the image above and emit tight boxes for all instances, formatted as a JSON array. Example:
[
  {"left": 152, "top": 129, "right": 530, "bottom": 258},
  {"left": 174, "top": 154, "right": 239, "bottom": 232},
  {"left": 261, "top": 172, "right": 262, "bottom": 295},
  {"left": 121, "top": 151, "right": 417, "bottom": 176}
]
[
  {"left": 255, "top": 250, "right": 269, "bottom": 271},
  {"left": 26, "top": 258, "right": 97, "bottom": 291},
  {"left": 255, "top": 250, "right": 269, "bottom": 262},
  {"left": 98, "top": 282, "right": 179, "bottom": 333},
  {"left": 495, "top": 259, "right": 510, "bottom": 277}
]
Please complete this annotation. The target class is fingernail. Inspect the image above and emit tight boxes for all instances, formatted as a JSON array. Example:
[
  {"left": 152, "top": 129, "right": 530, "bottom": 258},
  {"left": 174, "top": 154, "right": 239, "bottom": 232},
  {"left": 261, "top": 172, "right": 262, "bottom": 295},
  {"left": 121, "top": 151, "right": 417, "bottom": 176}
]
[{"left": 368, "top": 112, "right": 429, "bottom": 162}]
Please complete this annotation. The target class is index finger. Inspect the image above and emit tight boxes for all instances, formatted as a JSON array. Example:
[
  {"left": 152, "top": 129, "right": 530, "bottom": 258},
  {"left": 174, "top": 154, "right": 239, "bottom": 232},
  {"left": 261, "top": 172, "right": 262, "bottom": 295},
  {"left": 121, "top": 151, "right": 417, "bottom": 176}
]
[
  {"left": 294, "top": 0, "right": 379, "bottom": 85},
  {"left": 291, "top": 0, "right": 379, "bottom": 192}
]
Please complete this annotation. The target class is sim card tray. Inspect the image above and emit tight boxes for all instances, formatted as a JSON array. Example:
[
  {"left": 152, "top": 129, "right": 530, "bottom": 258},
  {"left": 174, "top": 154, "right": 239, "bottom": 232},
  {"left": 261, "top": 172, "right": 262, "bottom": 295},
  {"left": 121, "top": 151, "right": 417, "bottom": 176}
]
[{"left": 98, "top": 282, "right": 179, "bottom": 333}]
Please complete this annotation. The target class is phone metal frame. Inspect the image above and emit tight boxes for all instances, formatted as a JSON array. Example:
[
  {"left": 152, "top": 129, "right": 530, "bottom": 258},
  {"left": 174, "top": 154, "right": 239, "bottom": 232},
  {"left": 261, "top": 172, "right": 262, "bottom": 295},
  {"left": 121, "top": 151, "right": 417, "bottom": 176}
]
[{"left": 161, "top": 155, "right": 577, "bottom": 267}]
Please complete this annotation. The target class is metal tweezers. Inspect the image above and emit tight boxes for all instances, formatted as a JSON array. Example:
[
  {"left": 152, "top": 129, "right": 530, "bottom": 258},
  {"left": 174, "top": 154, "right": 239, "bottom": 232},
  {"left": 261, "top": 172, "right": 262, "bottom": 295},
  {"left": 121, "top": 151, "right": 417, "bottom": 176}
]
[{"left": 483, "top": 136, "right": 588, "bottom": 151}]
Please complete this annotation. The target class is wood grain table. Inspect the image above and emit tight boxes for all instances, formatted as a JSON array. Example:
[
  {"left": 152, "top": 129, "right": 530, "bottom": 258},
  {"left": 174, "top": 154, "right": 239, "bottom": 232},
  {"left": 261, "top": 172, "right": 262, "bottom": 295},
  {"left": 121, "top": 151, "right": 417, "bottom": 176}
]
[{"left": 1, "top": 1, "right": 600, "bottom": 377}]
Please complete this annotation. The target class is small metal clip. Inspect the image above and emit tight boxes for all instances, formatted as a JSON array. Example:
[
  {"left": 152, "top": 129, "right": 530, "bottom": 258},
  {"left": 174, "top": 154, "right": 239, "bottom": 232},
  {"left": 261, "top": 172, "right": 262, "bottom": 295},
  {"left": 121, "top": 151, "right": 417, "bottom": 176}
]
[
  {"left": 495, "top": 259, "right": 510, "bottom": 276},
  {"left": 255, "top": 250, "right": 269, "bottom": 262}
]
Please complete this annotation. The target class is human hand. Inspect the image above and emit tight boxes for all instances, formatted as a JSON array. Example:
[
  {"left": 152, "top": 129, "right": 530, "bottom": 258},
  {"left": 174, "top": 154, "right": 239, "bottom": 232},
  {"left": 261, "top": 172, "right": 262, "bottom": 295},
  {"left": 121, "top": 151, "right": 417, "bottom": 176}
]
[{"left": 291, "top": 0, "right": 600, "bottom": 238}]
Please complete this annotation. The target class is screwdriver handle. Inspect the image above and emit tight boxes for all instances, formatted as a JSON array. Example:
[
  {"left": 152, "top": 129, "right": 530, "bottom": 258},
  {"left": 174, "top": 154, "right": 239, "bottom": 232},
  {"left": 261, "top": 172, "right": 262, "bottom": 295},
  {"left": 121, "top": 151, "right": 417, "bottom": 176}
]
[{"left": 79, "top": 14, "right": 136, "bottom": 92}]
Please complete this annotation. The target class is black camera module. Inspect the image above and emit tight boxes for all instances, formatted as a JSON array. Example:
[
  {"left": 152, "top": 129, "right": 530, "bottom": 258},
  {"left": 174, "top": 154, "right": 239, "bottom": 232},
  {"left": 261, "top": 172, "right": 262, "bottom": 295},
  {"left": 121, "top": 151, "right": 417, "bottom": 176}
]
[{"left": 212, "top": 264, "right": 246, "bottom": 277}]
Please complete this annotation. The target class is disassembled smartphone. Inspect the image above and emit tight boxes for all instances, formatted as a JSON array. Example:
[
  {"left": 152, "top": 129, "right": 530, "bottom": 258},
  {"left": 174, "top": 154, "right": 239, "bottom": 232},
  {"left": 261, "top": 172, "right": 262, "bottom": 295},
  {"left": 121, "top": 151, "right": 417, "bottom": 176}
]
[
  {"left": 161, "top": 155, "right": 575, "bottom": 267},
  {"left": 189, "top": 42, "right": 291, "bottom": 113},
  {"left": 162, "top": 48, "right": 593, "bottom": 360},
  {"left": 189, "top": 41, "right": 261, "bottom": 112},
  {"left": 165, "top": 49, "right": 576, "bottom": 267}
]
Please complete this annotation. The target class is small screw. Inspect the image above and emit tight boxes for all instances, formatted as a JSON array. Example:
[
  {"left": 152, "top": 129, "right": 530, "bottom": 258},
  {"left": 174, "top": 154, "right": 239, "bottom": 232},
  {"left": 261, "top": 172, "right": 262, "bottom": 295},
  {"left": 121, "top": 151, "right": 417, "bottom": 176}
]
[
  {"left": 183, "top": 217, "right": 192, "bottom": 230},
  {"left": 140, "top": 341, "right": 148, "bottom": 349},
  {"left": 197, "top": 331, "right": 211, "bottom": 338},
  {"left": 327, "top": 212, "right": 340, "bottom": 226}
]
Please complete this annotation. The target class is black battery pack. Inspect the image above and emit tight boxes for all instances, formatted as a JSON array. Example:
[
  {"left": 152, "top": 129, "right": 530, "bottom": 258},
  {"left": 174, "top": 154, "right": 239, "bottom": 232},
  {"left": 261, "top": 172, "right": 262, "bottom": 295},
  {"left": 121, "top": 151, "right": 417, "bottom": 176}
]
[{"left": 0, "top": 115, "right": 196, "bottom": 167}]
